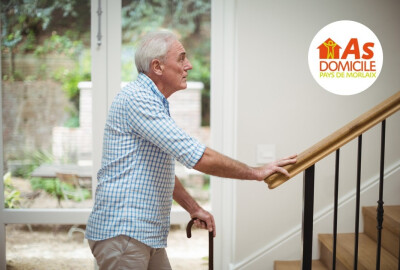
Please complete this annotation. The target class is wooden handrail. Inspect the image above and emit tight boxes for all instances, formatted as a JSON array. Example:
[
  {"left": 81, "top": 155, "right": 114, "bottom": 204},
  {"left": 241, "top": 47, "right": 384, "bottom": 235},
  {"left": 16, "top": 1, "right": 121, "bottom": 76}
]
[{"left": 264, "top": 91, "right": 400, "bottom": 189}]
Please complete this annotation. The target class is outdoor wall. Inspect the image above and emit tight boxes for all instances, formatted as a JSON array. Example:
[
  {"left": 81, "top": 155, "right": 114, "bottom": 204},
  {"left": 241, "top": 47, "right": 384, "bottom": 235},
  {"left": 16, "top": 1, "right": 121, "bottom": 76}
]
[
  {"left": 1, "top": 80, "right": 71, "bottom": 167},
  {"left": 230, "top": 0, "right": 400, "bottom": 269},
  {"left": 1, "top": 54, "right": 75, "bottom": 80},
  {"left": 168, "top": 81, "right": 210, "bottom": 146}
]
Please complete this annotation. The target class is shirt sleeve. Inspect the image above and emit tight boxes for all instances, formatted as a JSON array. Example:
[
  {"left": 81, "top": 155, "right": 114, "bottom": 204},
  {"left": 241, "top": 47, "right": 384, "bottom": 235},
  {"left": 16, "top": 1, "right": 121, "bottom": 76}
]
[{"left": 126, "top": 91, "right": 206, "bottom": 169}]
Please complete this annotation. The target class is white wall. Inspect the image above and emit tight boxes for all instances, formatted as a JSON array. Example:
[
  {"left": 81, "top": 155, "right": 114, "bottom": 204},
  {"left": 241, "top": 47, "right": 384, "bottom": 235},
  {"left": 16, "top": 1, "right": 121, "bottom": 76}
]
[{"left": 213, "top": 0, "right": 400, "bottom": 269}]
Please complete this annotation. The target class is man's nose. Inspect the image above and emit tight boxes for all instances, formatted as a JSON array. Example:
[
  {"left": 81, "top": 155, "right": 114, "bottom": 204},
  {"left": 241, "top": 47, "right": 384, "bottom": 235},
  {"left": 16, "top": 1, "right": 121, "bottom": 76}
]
[{"left": 184, "top": 59, "right": 193, "bottom": 70}]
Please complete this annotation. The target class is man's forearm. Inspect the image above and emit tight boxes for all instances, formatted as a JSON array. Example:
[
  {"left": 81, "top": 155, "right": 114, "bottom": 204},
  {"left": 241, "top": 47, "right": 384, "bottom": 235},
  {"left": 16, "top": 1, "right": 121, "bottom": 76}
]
[
  {"left": 193, "top": 147, "right": 260, "bottom": 180},
  {"left": 173, "top": 175, "right": 216, "bottom": 235},
  {"left": 173, "top": 176, "right": 200, "bottom": 215}
]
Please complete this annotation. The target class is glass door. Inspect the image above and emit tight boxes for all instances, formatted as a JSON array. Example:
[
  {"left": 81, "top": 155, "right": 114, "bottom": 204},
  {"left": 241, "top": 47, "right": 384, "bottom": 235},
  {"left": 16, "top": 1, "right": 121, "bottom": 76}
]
[
  {"left": 0, "top": 1, "right": 99, "bottom": 268},
  {"left": 1, "top": 1, "right": 92, "bottom": 210}
]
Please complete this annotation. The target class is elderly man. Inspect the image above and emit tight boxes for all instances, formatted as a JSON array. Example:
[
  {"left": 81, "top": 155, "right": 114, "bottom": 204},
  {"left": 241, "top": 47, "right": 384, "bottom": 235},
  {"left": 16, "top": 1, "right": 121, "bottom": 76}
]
[{"left": 86, "top": 31, "right": 296, "bottom": 269}]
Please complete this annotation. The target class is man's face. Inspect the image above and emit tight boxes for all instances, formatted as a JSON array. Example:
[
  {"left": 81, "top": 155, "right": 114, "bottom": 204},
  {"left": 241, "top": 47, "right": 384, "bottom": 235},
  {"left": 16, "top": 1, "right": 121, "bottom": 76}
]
[{"left": 161, "top": 40, "right": 193, "bottom": 93}]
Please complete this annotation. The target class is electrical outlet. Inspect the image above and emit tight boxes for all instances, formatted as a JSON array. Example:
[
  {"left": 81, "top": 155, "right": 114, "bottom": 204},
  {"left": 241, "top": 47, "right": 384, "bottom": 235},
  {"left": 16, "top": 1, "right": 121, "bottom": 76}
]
[{"left": 256, "top": 144, "right": 276, "bottom": 164}]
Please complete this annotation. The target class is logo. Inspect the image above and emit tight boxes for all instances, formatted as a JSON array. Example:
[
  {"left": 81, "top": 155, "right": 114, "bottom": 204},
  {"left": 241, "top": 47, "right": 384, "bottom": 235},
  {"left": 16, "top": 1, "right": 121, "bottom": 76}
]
[{"left": 308, "top": 20, "right": 383, "bottom": 95}]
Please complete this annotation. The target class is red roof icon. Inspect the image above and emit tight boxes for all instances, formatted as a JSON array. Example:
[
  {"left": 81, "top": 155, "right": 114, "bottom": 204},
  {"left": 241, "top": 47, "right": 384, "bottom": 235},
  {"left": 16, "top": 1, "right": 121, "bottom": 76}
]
[{"left": 318, "top": 38, "right": 341, "bottom": 59}]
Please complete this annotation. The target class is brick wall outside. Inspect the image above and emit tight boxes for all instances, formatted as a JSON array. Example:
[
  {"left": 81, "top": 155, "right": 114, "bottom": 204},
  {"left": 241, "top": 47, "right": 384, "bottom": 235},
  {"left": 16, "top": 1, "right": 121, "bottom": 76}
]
[
  {"left": 2, "top": 80, "right": 71, "bottom": 169},
  {"left": 2, "top": 53, "right": 75, "bottom": 80},
  {"left": 168, "top": 81, "right": 209, "bottom": 145}
]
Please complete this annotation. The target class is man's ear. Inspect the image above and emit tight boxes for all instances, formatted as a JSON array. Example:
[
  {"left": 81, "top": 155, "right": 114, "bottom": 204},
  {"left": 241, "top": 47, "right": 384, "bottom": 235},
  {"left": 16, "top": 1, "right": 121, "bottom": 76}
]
[{"left": 151, "top": 59, "right": 164, "bottom": 75}]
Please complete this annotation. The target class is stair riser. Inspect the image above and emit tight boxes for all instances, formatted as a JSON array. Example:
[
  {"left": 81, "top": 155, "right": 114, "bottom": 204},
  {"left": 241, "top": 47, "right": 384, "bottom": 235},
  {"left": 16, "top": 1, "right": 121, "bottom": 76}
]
[
  {"left": 319, "top": 241, "right": 348, "bottom": 270},
  {"left": 364, "top": 214, "right": 399, "bottom": 259}
]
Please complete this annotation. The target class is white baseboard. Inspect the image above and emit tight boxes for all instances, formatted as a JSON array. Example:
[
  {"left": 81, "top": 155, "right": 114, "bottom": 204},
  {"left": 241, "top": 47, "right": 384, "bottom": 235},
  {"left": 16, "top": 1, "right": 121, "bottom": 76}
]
[{"left": 231, "top": 159, "right": 400, "bottom": 270}]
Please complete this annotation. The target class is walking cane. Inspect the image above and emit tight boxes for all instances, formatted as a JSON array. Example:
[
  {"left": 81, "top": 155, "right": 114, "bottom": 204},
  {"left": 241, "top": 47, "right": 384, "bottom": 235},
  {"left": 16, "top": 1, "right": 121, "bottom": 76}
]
[{"left": 186, "top": 218, "right": 214, "bottom": 270}]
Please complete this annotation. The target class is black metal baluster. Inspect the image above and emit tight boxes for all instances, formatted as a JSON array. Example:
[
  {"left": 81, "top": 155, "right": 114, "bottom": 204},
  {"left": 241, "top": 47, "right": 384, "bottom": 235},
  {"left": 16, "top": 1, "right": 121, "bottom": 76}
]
[
  {"left": 354, "top": 135, "right": 362, "bottom": 270},
  {"left": 376, "top": 120, "right": 386, "bottom": 270},
  {"left": 333, "top": 149, "right": 340, "bottom": 270},
  {"left": 302, "top": 165, "right": 315, "bottom": 270}
]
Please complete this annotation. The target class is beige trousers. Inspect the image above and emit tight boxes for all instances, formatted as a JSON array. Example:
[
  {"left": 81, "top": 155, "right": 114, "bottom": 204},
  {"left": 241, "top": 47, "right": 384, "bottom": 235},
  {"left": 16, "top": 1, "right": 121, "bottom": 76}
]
[{"left": 89, "top": 235, "right": 172, "bottom": 270}]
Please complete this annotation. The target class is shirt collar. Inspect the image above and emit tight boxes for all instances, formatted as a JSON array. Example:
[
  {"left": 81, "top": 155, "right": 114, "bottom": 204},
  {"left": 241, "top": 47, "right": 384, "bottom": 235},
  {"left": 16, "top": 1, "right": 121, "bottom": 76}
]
[{"left": 137, "top": 73, "right": 170, "bottom": 114}]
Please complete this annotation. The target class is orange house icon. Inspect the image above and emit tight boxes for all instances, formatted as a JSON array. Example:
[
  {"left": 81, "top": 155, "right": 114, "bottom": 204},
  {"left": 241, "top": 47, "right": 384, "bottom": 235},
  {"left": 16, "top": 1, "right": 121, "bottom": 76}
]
[{"left": 318, "top": 38, "right": 341, "bottom": 59}]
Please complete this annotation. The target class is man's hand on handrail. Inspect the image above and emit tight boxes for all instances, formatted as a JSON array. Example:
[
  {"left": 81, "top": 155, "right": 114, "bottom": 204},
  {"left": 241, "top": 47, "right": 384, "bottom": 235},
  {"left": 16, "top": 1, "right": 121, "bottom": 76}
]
[{"left": 257, "top": 154, "right": 297, "bottom": 181}]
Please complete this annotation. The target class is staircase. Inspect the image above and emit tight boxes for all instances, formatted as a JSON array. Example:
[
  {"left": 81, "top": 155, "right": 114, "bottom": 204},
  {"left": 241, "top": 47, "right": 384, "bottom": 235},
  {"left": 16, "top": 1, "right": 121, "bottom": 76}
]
[{"left": 274, "top": 205, "right": 400, "bottom": 270}]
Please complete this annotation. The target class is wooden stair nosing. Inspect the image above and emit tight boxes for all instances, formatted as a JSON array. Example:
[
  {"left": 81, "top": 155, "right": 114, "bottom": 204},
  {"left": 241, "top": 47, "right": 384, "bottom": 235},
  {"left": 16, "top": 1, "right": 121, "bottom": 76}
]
[{"left": 274, "top": 260, "right": 328, "bottom": 270}]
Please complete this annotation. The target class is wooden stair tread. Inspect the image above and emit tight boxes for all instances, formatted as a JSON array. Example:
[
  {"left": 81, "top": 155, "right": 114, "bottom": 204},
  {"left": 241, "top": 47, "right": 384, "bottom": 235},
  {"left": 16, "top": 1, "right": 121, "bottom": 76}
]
[
  {"left": 363, "top": 205, "right": 400, "bottom": 235},
  {"left": 363, "top": 205, "right": 399, "bottom": 258},
  {"left": 319, "top": 233, "right": 397, "bottom": 270},
  {"left": 274, "top": 260, "right": 328, "bottom": 270}
]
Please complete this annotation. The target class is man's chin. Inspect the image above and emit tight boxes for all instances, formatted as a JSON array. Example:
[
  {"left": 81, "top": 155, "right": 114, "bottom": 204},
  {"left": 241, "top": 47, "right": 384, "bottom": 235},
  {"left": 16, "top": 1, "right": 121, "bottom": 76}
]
[{"left": 179, "top": 83, "right": 188, "bottom": 90}]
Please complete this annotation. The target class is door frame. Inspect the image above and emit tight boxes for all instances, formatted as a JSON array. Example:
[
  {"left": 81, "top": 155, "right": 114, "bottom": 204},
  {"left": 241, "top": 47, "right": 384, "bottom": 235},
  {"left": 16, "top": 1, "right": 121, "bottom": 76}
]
[{"left": 210, "top": 0, "right": 238, "bottom": 268}]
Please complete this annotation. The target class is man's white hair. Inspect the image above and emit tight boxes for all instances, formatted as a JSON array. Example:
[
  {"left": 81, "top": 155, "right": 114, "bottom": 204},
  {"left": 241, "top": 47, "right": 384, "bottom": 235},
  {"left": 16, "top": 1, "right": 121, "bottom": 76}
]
[{"left": 135, "top": 31, "right": 178, "bottom": 73}]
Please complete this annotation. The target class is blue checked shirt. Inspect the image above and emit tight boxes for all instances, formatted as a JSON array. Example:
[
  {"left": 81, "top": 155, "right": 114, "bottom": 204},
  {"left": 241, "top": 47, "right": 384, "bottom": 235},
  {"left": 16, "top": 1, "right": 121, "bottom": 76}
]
[{"left": 85, "top": 73, "right": 206, "bottom": 248}]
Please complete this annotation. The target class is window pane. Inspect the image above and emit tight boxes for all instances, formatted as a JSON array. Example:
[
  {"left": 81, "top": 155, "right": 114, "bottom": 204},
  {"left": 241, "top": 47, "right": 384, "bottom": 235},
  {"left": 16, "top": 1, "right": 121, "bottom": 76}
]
[
  {"left": 121, "top": 0, "right": 211, "bottom": 210},
  {"left": 2, "top": 1, "right": 92, "bottom": 209}
]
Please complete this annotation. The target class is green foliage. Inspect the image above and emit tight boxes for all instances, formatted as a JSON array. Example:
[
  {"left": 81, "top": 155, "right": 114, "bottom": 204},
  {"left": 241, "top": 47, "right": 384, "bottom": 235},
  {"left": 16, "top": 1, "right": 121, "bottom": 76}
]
[
  {"left": 30, "top": 177, "right": 60, "bottom": 197},
  {"left": 52, "top": 49, "right": 91, "bottom": 127},
  {"left": 4, "top": 172, "right": 21, "bottom": 209},
  {"left": 11, "top": 69, "right": 24, "bottom": 81},
  {"left": 11, "top": 150, "right": 54, "bottom": 178},
  {"left": 19, "top": 30, "right": 36, "bottom": 52},
  {"left": 188, "top": 55, "right": 210, "bottom": 126},
  {"left": 34, "top": 33, "right": 84, "bottom": 58},
  {"left": 64, "top": 115, "right": 79, "bottom": 128},
  {"left": 202, "top": 174, "right": 210, "bottom": 191},
  {"left": 55, "top": 68, "right": 80, "bottom": 98},
  {"left": 1, "top": 0, "right": 86, "bottom": 53},
  {"left": 1, "top": 0, "right": 90, "bottom": 79},
  {"left": 53, "top": 66, "right": 89, "bottom": 99},
  {"left": 121, "top": 46, "right": 137, "bottom": 82},
  {"left": 30, "top": 177, "right": 90, "bottom": 202},
  {"left": 188, "top": 55, "right": 210, "bottom": 88},
  {"left": 121, "top": 0, "right": 211, "bottom": 43}
]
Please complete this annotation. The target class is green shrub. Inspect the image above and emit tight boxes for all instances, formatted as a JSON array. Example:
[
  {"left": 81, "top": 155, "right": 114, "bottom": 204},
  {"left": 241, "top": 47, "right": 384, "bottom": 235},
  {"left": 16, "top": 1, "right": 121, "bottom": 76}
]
[
  {"left": 11, "top": 150, "right": 54, "bottom": 179},
  {"left": 4, "top": 172, "right": 21, "bottom": 209},
  {"left": 30, "top": 177, "right": 91, "bottom": 202}
]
